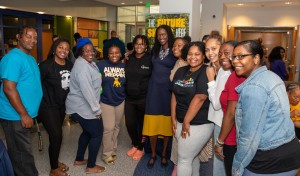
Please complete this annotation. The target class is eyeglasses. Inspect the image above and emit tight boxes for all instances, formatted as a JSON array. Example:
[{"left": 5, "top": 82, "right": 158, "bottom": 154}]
[
  {"left": 229, "top": 54, "right": 255, "bottom": 61},
  {"left": 218, "top": 51, "right": 230, "bottom": 58},
  {"left": 83, "top": 50, "right": 95, "bottom": 54}
]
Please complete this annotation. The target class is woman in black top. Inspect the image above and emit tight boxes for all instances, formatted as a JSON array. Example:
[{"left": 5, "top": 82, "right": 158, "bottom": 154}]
[
  {"left": 125, "top": 35, "right": 152, "bottom": 160},
  {"left": 38, "top": 38, "right": 73, "bottom": 176}
]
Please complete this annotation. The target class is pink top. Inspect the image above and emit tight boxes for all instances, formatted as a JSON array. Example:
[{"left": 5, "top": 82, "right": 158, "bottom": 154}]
[{"left": 220, "top": 71, "right": 245, "bottom": 145}]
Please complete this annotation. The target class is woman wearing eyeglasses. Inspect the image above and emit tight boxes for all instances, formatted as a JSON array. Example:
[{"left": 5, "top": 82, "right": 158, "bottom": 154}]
[
  {"left": 125, "top": 35, "right": 152, "bottom": 161},
  {"left": 231, "top": 40, "right": 300, "bottom": 176},
  {"left": 97, "top": 44, "right": 126, "bottom": 165},
  {"left": 66, "top": 38, "right": 106, "bottom": 174}
]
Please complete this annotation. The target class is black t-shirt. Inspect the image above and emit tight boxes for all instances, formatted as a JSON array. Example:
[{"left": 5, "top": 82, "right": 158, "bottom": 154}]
[
  {"left": 39, "top": 59, "right": 73, "bottom": 108},
  {"left": 125, "top": 53, "right": 152, "bottom": 103},
  {"left": 171, "top": 65, "right": 211, "bottom": 125},
  {"left": 246, "top": 137, "right": 300, "bottom": 174}
]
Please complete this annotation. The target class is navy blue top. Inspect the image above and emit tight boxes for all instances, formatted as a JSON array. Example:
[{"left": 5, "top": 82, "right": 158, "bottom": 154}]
[
  {"left": 97, "top": 60, "right": 126, "bottom": 106},
  {"left": 145, "top": 51, "right": 176, "bottom": 116},
  {"left": 270, "top": 60, "right": 288, "bottom": 81}
]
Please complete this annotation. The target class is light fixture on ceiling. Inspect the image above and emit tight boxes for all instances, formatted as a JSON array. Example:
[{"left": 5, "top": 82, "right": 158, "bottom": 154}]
[
  {"left": 139, "top": 1, "right": 143, "bottom": 3},
  {"left": 121, "top": 2, "right": 125, "bottom": 5},
  {"left": 37, "top": 12, "right": 45, "bottom": 14},
  {"left": 237, "top": 3, "right": 244, "bottom": 6},
  {"left": 285, "top": 2, "right": 292, "bottom": 5},
  {"left": 0, "top": 6, "right": 7, "bottom": 9},
  {"left": 66, "top": 15, "right": 72, "bottom": 18}
]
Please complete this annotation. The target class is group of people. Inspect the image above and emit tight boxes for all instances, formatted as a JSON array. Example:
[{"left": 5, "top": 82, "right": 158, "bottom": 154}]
[{"left": 1, "top": 25, "right": 300, "bottom": 176}]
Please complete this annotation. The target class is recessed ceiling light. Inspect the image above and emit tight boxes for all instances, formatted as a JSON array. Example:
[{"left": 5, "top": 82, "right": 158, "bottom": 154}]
[
  {"left": 237, "top": 3, "right": 244, "bottom": 6},
  {"left": 37, "top": 12, "right": 45, "bottom": 14},
  {"left": 285, "top": 2, "right": 292, "bottom": 5},
  {"left": 139, "top": 1, "right": 143, "bottom": 3},
  {"left": 0, "top": 6, "right": 7, "bottom": 9},
  {"left": 121, "top": 2, "right": 125, "bottom": 5},
  {"left": 66, "top": 15, "right": 72, "bottom": 18}
]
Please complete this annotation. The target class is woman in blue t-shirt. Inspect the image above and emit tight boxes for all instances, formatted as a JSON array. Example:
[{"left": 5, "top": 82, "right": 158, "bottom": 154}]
[{"left": 97, "top": 45, "right": 126, "bottom": 165}]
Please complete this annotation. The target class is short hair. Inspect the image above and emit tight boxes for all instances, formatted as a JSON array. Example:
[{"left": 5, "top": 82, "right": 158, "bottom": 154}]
[
  {"left": 287, "top": 83, "right": 300, "bottom": 93},
  {"left": 183, "top": 35, "right": 191, "bottom": 43},
  {"left": 73, "top": 33, "right": 81, "bottom": 40},
  {"left": 17, "top": 26, "right": 36, "bottom": 40},
  {"left": 182, "top": 41, "right": 205, "bottom": 61},
  {"left": 126, "top": 42, "right": 133, "bottom": 51},
  {"left": 235, "top": 40, "right": 264, "bottom": 65},
  {"left": 132, "top": 35, "right": 150, "bottom": 55}
]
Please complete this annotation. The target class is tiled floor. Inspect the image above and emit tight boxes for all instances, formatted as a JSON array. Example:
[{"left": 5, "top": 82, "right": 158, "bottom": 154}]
[{"left": 0, "top": 117, "right": 138, "bottom": 176}]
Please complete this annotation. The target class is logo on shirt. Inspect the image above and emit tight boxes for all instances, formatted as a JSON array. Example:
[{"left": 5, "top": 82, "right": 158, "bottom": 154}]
[
  {"left": 104, "top": 67, "right": 125, "bottom": 78},
  {"left": 175, "top": 78, "right": 194, "bottom": 88},
  {"left": 113, "top": 77, "right": 121, "bottom": 87},
  {"left": 141, "top": 65, "right": 149, "bottom": 69},
  {"left": 60, "top": 70, "right": 71, "bottom": 90}
]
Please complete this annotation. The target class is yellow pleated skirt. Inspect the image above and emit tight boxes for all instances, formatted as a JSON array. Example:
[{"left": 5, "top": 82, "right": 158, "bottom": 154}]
[{"left": 143, "top": 114, "right": 173, "bottom": 136}]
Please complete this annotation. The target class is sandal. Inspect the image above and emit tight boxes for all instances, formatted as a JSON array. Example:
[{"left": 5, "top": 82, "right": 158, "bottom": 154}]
[
  {"left": 73, "top": 159, "right": 88, "bottom": 166},
  {"left": 132, "top": 150, "right": 144, "bottom": 161},
  {"left": 103, "top": 156, "right": 115, "bottom": 165},
  {"left": 58, "top": 161, "right": 69, "bottom": 172},
  {"left": 161, "top": 156, "right": 168, "bottom": 168},
  {"left": 85, "top": 165, "right": 106, "bottom": 174},
  {"left": 49, "top": 168, "right": 70, "bottom": 176},
  {"left": 112, "top": 151, "right": 117, "bottom": 160},
  {"left": 127, "top": 147, "right": 137, "bottom": 157},
  {"left": 147, "top": 155, "right": 156, "bottom": 169}
]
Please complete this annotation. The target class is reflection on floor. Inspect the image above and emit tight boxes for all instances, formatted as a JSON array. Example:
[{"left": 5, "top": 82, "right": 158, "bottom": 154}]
[{"left": 0, "top": 117, "right": 138, "bottom": 176}]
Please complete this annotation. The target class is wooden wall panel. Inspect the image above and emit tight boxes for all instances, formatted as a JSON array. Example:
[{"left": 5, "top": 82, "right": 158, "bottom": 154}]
[{"left": 78, "top": 18, "right": 98, "bottom": 30}]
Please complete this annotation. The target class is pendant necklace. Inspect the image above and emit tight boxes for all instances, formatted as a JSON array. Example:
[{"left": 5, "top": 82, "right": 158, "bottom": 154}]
[{"left": 159, "top": 47, "right": 169, "bottom": 60}]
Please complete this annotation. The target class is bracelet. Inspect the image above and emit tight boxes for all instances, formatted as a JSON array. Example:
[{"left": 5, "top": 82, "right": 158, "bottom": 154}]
[{"left": 216, "top": 138, "right": 224, "bottom": 146}]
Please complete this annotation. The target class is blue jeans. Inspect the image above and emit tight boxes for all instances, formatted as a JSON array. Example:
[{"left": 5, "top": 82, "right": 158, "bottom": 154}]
[
  {"left": 71, "top": 113, "right": 103, "bottom": 168},
  {"left": 243, "top": 169, "right": 298, "bottom": 176},
  {"left": 1, "top": 119, "right": 38, "bottom": 176}
]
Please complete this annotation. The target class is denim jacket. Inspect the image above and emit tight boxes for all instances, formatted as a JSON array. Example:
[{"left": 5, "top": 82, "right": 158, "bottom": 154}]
[{"left": 232, "top": 66, "right": 295, "bottom": 176}]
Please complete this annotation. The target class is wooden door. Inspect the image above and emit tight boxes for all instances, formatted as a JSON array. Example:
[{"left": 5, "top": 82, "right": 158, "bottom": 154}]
[
  {"left": 42, "top": 31, "right": 53, "bottom": 62},
  {"left": 228, "top": 27, "right": 297, "bottom": 81}
]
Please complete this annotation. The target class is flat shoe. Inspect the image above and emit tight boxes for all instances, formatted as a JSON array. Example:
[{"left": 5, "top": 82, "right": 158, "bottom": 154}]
[
  {"left": 85, "top": 165, "right": 106, "bottom": 174},
  {"left": 127, "top": 147, "right": 138, "bottom": 157},
  {"left": 58, "top": 161, "right": 69, "bottom": 172},
  {"left": 147, "top": 156, "right": 156, "bottom": 169},
  {"left": 49, "top": 168, "right": 70, "bottom": 176},
  {"left": 103, "top": 156, "right": 115, "bottom": 165},
  {"left": 161, "top": 156, "right": 168, "bottom": 168},
  {"left": 132, "top": 150, "right": 144, "bottom": 161},
  {"left": 73, "top": 159, "right": 88, "bottom": 166}
]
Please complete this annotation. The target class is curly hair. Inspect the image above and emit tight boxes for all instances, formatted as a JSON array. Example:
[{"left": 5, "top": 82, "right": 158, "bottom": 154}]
[
  {"left": 182, "top": 41, "right": 205, "bottom": 61},
  {"left": 132, "top": 35, "right": 150, "bottom": 55}
]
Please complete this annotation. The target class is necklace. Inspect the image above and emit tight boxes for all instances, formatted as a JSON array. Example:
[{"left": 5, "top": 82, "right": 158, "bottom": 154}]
[{"left": 159, "top": 47, "right": 169, "bottom": 60}]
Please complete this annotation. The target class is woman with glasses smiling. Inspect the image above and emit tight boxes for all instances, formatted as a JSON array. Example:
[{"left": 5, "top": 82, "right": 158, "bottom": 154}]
[
  {"left": 66, "top": 38, "right": 106, "bottom": 174},
  {"left": 231, "top": 40, "right": 300, "bottom": 176},
  {"left": 125, "top": 35, "right": 152, "bottom": 161}
]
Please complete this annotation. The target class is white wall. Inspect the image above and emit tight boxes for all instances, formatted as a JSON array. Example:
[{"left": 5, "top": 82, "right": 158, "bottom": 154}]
[
  {"left": 198, "top": 0, "right": 300, "bottom": 81},
  {"left": 159, "top": 0, "right": 202, "bottom": 41}
]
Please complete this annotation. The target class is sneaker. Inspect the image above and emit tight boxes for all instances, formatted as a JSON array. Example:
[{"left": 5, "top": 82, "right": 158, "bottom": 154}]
[
  {"left": 127, "top": 147, "right": 137, "bottom": 157},
  {"left": 132, "top": 150, "right": 144, "bottom": 161}
]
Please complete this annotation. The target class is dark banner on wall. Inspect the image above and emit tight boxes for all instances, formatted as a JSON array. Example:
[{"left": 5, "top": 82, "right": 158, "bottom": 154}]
[{"left": 146, "top": 13, "right": 190, "bottom": 48}]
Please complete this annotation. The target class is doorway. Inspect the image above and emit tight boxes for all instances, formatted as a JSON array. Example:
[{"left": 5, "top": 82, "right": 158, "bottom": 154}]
[{"left": 227, "top": 26, "right": 298, "bottom": 81}]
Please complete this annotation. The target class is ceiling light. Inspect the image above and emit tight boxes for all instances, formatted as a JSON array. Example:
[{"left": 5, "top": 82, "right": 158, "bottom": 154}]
[
  {"left": 0, "top": 6, "right": 7, "bottom": 9},
  {"left": 37, "top": 12, "right": 45, "bottom": 14},
  {"left": 121, "top": 2, "right": 125, "bottom": 5},
  {"left": 237, "top": 3, "right": 244, "bottom": 6},
  {"left": 139, "top": 1, "right": 143, "bottom": 3},
  {"left": 285, "top": 2, "right": 292, "bottom": 5},
  {"left": 66, "top": 15, "right": 72, "bottom": 18}
]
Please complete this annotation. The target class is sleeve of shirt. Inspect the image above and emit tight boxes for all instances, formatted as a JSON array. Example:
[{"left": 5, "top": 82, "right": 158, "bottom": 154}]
[
  {"left": 232, "top": 85, "right": 269, "bottom": 176},
  {"left": 38, "top": 61, "right": 48, "bottom": 82},
  {"left": 77, "top": 69, "right": 101, "bottom": 115},
  {"left": 1, "top": 53, "right": 22, "bottom": 83},
  {"left": 195, "top": 67, "right": 208, "bottom": 95}
]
